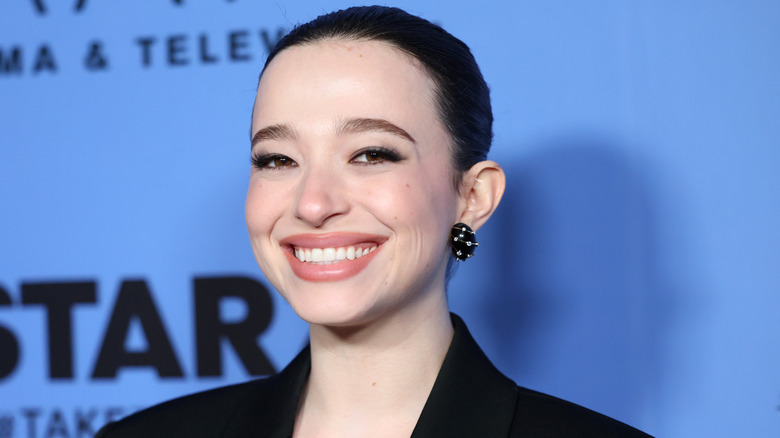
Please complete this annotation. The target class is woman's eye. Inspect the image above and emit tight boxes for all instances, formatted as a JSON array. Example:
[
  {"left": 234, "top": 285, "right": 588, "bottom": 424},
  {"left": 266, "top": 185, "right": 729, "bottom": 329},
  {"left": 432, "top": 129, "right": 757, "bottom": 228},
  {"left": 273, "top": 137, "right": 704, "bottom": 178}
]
[
  {"left": 351, "top": 147, "right": 402, "bottom": 164},
  {"left": 251, "top": 153, "right": 297, "bottom": 170}
]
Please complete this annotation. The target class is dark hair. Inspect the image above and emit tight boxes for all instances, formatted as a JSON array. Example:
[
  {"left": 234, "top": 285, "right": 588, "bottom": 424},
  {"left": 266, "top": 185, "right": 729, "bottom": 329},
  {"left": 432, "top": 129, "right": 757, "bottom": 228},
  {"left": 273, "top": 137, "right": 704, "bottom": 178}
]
[{"left": 260, "top": 5, "right": 493, "bottom": 189}]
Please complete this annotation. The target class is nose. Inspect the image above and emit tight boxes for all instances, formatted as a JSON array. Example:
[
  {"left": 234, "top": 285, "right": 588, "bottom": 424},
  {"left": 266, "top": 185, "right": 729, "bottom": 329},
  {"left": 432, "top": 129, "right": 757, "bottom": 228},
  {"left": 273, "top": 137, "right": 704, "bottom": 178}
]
[{"left": 294, "top": 166, "right": 348, "bottom": 227}]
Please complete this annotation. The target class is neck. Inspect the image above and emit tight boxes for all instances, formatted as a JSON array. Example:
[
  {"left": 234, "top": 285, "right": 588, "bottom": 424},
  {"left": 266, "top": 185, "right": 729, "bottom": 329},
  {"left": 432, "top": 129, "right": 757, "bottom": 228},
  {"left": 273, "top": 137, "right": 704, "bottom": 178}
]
[{"left": 295, "top": 293, "right": 454, "bottom": 437}]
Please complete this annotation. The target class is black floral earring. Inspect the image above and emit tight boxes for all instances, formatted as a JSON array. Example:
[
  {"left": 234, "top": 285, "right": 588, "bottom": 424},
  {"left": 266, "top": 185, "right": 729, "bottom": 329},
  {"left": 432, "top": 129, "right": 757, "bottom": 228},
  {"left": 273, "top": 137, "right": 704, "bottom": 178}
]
[{"left": 450, "top": 223, "right": 478, "bottom": 261}]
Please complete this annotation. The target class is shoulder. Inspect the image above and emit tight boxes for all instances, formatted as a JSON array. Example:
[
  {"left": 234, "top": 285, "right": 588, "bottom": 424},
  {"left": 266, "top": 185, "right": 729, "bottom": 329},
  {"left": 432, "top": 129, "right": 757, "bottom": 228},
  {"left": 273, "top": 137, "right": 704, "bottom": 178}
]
[
  {"left": 510, "top": 386, "right": 653, "bottom": 437},
  {"left": 97, "top": 346, "right": 310, "bottom": 438},
  {"left": 430, "top": 315, "right": 651, "bottom": 437},
  {"left": 95, "top": 379, "right": 269, "bottom": 438}
]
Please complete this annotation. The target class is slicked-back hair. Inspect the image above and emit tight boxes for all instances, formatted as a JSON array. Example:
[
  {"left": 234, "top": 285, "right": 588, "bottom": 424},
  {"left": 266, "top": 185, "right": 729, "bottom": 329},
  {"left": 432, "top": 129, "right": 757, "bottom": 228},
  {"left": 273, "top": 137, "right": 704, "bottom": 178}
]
[{"left": 259, "top": 5, "right": 493, "bottom": 190}]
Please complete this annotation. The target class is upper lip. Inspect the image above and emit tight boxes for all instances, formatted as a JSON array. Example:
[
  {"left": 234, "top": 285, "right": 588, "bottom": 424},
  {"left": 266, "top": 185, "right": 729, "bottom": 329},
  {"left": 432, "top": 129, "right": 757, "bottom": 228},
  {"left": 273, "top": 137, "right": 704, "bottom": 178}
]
[{"left": 279, "top": 232, "right": 389, "bottom": 249}]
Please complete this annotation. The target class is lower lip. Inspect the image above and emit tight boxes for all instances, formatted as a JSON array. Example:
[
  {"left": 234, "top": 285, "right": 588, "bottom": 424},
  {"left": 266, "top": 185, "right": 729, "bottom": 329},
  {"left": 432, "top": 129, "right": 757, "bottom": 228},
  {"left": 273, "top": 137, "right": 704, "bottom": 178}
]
[{"left": 283, "top": 247, "right": 381, "bottom": 282}]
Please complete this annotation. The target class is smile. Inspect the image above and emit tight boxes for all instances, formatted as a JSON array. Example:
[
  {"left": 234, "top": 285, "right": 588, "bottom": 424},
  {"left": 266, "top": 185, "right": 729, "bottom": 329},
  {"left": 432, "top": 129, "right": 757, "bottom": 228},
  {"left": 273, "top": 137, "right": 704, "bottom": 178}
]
[
  {"left": 294, "top": 245, "right": 378, "bottom": 264},
  {"left": 279, "top": 233, "right": 387, "bottom": 282}
]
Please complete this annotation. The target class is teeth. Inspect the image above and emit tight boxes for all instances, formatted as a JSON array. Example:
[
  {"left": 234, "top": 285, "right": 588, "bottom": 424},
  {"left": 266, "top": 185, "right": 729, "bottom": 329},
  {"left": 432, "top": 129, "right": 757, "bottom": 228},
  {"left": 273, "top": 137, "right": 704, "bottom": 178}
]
[{"left": 294, "top": 245, "right": 377, "bottom": 264}]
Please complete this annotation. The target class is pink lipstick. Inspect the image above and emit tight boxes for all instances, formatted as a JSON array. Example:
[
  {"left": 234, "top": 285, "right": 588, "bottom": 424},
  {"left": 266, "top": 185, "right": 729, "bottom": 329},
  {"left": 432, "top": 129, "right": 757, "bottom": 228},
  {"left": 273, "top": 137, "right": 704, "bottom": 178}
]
[{"left": 280, "top": 233, "right": 387, "bottom": 282}]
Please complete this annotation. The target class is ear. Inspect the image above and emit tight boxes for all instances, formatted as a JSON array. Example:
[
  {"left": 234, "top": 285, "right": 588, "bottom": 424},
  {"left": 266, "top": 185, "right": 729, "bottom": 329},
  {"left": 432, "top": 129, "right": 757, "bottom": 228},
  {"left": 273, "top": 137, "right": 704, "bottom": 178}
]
[{"left": 457, "top": 160, "right": 506, "bottom": 231}]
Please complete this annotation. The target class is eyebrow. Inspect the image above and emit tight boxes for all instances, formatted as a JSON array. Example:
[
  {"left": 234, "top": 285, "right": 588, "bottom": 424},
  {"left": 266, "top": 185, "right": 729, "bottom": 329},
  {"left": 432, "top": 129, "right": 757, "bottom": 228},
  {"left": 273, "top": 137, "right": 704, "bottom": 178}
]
[
  {"left": 250, "top": 117, "right": 416, "bottom": 148},
  {"left": 338, "top": 117, "right": 416, "bottom": 143},
  {"left": 250, "top": 124, "right": 298, "bottom": 148}
]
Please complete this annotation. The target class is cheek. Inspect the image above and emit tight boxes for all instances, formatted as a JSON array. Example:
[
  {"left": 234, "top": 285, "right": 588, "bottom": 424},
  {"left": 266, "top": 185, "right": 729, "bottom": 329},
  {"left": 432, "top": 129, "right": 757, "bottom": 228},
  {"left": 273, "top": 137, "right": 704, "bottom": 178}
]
[
  {"left": 245, "top": 179, "right": 282, "bottom": 240},
  {"left": 245, "top": 179, "right": 292, "bottom": 284},
  {"left": 368, "top": 168, "right": 458, "bottom": 238},
  {"left": 245, "top": 183, "right": 263, "bottom": 233}
]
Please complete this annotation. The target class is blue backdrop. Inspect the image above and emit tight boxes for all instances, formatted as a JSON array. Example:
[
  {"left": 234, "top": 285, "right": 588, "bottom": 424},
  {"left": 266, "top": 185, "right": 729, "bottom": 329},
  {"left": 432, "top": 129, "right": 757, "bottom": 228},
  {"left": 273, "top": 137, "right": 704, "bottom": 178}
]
[{"left": 2, "top": 1, "right": 779, "bottom": 437}]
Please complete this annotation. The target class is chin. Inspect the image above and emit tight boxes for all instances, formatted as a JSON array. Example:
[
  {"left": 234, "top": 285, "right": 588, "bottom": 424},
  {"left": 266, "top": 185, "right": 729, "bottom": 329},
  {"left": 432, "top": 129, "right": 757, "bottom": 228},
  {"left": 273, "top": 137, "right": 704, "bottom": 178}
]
[
  {"left": 280, "top": 281, "right": 380, "bottom": 327},
  {"left": 293, "top": 304, "right": 378, "bottom": 329}
]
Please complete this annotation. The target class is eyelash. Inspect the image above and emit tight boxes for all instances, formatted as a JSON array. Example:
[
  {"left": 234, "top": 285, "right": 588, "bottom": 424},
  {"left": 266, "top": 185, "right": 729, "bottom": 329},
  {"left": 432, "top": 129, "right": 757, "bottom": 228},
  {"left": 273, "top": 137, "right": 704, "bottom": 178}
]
[
  {"left": 251, "top": 153, "right": 296, "bottom": 170},
  {"left": 350, "top": 147, "right": 403, "bottom": 165},
  {"left": 250, "top": 147, "right": 403, "bottom": 170}
]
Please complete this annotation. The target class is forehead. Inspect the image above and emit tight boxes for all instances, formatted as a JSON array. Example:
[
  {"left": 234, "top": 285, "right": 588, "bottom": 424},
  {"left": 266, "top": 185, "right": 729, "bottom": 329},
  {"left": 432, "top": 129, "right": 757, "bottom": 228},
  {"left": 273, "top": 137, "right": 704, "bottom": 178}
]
[
  {"left": 261, "top": 38, "right": 431, "bottom": 90},
  {"left": 252, "top": 39, "right": 444, "bottom": 140}
]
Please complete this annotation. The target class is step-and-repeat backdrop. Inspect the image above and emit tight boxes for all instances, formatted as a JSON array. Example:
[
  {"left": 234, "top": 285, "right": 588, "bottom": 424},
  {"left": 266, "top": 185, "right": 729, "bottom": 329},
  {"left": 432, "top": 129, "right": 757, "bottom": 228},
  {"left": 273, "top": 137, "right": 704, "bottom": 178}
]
[{"left": 2, "top": 1, "right": 778, "bottom": 437}]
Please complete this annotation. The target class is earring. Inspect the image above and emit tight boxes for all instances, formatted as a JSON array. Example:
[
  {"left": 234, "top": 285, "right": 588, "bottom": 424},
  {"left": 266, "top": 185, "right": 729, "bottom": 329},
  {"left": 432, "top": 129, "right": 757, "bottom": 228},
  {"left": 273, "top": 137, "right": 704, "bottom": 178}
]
[{"left": 450, "top": 223, "right": 478, "bottom": 261}]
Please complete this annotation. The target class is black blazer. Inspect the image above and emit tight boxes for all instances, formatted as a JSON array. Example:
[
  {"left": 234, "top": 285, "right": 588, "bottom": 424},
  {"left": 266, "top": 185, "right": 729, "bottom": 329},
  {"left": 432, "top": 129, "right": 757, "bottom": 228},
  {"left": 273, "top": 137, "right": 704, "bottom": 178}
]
[{"left": 97, "top": 315, "right": 651, "bottom": 437}]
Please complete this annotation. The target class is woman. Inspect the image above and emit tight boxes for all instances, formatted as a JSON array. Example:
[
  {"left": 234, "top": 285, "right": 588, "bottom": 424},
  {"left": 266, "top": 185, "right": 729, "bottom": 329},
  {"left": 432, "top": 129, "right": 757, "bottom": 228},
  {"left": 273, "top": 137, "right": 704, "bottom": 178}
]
[{"left": 98, "top": 6, "right": 650, "bottom": 437}]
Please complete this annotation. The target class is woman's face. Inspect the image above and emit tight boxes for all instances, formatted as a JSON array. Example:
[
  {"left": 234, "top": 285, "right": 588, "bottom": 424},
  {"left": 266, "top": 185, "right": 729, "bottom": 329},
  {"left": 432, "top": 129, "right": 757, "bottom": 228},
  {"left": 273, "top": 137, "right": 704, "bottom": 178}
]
[{"left": 246, "top": 39, "right": 461, "bottom": 327}]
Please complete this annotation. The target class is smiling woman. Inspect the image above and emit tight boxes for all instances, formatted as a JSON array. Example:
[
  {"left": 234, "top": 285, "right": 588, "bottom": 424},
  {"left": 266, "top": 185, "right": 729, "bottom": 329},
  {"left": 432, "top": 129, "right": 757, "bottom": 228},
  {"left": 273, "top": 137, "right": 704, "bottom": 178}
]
[{"left": 97, "top": 6, "right": 650, "bottom": 438}]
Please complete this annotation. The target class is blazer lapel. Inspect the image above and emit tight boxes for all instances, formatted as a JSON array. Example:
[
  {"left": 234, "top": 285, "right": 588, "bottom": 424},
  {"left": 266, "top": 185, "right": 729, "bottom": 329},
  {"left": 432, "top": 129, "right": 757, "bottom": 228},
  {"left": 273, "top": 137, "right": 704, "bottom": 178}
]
[
  {"left": 411, "top": 314, "right": 518, "bottom": 438},
  {"left": 220, "top": 346, "right": 311, "bottom": 438}
]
